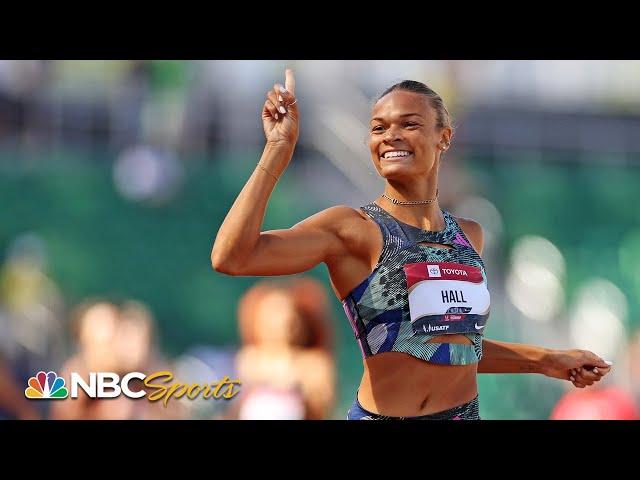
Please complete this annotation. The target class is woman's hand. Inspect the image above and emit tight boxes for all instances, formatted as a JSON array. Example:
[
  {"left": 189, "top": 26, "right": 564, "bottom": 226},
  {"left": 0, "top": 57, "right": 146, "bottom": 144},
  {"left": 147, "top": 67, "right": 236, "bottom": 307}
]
[
  {"left": 542, "top": 349, "right": 612, "bottom": 388},
  {"left": 262, "top": 68, "right": 299, "bottom": 149}
]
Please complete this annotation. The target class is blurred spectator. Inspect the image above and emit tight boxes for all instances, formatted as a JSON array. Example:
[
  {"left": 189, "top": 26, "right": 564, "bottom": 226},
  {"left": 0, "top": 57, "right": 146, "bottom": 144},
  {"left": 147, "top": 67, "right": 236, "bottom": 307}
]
[
  {"left": 550, "top": 385, "right": 638, "bottom": 420},
  {"left": 627, "top": 330, "right": 640, "bottom": 405},
  {"left": 550, "top": 330, "right": 640, "bottom": 420},
  {"left": 0, "top": 233, "right": 66, "bottom": 421},
  {"left": 50, "top": 299, "right": 181, "bottom": 420},
  {"left": 0, "top": 355, "right": 40, "bottom": 419},
  {"left": 0, "top": 233, "right": 65, "bottom": 362},
  {"left": 233, "top": 278, "right": 336, "bottom": 420},
  {"left": 550, "top": 328, "right": 640, "bottom": 420}
]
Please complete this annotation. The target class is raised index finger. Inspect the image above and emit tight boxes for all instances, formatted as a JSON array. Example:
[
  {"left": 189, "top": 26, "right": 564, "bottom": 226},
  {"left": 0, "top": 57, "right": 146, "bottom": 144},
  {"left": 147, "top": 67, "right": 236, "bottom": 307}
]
[{"left": 285, "top": 68, "right": 296, "bottom": 95}]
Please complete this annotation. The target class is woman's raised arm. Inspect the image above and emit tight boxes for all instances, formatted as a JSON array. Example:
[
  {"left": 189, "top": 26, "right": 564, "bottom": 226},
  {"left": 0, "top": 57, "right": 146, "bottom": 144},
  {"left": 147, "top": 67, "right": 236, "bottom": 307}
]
[{"left": 211, "top": 69, "right": 351, "bottom": 276}]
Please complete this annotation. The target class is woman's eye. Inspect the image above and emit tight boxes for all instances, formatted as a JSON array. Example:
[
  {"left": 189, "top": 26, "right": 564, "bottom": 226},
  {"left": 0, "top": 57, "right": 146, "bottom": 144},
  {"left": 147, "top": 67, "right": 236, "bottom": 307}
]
[
  {"left": 404, "top": 122, "right": 418, "bottom": 128},
  {"left": 371, "top": 126, "right": 384, "bottom": 132}
]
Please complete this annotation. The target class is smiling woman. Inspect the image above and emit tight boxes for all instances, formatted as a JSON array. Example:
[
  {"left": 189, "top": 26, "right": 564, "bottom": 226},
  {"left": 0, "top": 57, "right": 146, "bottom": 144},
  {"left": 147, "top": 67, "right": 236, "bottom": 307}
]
[
  {"left": 370, "top": 80, "right": 452, "bottom": 194},
  {"left": 210, "top": 69, "right": 613, "bottom": 420}
]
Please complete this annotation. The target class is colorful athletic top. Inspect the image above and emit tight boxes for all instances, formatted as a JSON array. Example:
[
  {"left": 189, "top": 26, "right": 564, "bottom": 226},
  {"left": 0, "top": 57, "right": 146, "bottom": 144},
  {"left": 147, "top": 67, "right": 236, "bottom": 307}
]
[{"left": 341, "top": 202, "right": 490, "bottom": 365}]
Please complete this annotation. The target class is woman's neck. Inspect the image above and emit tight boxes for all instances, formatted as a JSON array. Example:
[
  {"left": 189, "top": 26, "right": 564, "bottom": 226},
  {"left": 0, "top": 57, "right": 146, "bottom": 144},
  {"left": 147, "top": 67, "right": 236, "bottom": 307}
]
[{"left": 378, "top": 179, "right": 444, "bottom": 231}]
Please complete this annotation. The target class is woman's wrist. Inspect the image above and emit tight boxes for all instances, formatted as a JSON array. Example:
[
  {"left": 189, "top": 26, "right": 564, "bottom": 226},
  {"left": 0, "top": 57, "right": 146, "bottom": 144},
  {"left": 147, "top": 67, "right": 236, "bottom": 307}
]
[
  {"left": 261, "top": 141, "right": 295, "bottom": 176},
  {"left": 537, "top": 347, "right": 557, "bottom": 375},
  {"left": 265, "top": 140, "right": 295, "bottom": 156}
]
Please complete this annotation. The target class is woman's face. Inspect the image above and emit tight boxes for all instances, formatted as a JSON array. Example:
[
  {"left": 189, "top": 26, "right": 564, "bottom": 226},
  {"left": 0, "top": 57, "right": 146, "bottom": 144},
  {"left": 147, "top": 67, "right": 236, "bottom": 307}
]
[
  {"left": 368, "top": 90, "right": 449, "bottom": 181},
  {"left": 115, "top": 316, "right": 152, "bottom": 371},
  {"left": 253, "top": 290, "right": 299, "bottom": 347},
  {"left": 78, "top": 303, "right": 121, "bottom": 371}
]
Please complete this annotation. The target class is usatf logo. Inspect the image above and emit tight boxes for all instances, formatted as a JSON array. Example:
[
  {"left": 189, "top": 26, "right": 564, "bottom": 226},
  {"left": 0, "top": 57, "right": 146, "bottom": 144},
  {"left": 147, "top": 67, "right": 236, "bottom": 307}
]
[
  {"left": 25, "top": 371, "right": 69, "bottom": 399},
  {"left": 422, "top": 324, "right": 449, "bottom": 333},
  {"left": 427, "top": 265, "right": 441, "bottom": 278}
]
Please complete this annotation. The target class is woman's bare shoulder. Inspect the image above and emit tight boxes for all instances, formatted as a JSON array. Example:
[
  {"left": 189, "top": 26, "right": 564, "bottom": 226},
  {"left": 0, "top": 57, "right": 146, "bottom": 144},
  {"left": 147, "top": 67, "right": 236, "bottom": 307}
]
[
  {"left": 290, "top": 204, "right": 377, "bottom": 263},
  {"left": 294, "top": 204, "right": 371, "bottom": 233},
  {"left": 453, "top": 215, "right": 484, "bottom": 255},
  {"left": 308, "top": 204, "right": 368, "bottom": 220}
]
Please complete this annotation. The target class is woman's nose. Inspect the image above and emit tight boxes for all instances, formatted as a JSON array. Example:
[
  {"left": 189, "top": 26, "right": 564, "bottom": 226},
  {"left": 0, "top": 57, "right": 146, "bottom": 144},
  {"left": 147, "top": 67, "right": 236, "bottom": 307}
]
[{"left": 384, "top": 126, "right": 402, "bottom": 142}]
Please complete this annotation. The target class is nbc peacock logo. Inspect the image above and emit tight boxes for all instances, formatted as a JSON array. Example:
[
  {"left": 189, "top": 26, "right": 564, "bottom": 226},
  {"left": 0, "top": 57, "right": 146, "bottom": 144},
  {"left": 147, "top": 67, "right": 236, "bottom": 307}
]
[{"left": 25, "top": 371, "right": 69, "bottom": 399}]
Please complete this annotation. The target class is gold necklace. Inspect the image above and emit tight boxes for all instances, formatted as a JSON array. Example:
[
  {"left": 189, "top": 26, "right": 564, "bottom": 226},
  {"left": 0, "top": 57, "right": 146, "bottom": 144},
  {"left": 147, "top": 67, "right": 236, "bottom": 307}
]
[{"left": 381, "top": 189, "right": 438, "bottom": 205}]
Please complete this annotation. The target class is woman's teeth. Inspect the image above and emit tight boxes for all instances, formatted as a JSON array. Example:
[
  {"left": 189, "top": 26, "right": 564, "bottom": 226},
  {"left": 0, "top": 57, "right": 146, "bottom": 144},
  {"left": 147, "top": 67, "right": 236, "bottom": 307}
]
[{"left": 382, "top": 151, "right": 411, "bottom": 159}]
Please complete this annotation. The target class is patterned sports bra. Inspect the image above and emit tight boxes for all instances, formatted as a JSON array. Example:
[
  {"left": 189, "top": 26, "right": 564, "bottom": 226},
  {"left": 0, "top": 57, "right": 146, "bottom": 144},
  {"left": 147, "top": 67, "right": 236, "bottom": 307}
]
[{"left": 341, "top": 202, "right": 490, "bottom": 365}]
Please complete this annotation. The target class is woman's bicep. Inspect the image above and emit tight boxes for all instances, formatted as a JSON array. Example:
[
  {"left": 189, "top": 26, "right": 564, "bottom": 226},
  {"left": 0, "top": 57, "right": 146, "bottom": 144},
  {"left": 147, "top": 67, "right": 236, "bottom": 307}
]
[
  {"left": 213, "top": 205, "right": 356, "bottom": 277},
  {"left": 224, "top": 221, "right": 341, "bottom": 276}
]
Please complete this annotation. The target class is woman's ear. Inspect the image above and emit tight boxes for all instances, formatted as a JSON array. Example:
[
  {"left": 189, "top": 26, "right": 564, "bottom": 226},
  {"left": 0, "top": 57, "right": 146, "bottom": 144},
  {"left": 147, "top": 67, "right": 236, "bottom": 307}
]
[
  {"left": 439, "top": 127, "right": 453, "bottom": 152},
  {"left": 441, "top": 126, "right": 453, "bottom": 145}
]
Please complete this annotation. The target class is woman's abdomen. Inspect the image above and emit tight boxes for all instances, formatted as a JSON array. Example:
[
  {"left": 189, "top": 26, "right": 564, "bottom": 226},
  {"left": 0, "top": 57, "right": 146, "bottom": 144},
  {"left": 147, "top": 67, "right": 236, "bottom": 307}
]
[{"left": 358, "top": 337, "right": 479, "bottom": 417}]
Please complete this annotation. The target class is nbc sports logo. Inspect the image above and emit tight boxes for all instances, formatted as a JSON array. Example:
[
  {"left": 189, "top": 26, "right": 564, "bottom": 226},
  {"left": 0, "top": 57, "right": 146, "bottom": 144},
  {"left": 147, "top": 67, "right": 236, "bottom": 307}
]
[
  {"left": 427, "top": 265, "right": 441, "bottom": 278},
  {"left": 22, "top": 369, "right": 242, "bottom": 405},
  {"left": 25, "top": 371, "right": 69, "bottom": 399}
]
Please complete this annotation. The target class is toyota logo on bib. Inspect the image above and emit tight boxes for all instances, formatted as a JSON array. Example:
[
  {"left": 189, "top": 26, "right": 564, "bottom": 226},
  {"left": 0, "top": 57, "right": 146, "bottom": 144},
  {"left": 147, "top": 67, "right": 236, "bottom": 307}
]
[{"left": 427, "top": 265, "right": 441, "bottom": 277}]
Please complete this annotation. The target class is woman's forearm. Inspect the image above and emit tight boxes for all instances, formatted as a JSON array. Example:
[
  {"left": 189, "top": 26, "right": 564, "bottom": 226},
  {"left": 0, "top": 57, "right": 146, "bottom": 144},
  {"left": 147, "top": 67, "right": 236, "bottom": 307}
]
[
  {"left": 478, "top": 338, "right": 552, "bottom": 374},
  {"left": 211, "top": 143, "right": 294, "bottom": 272}
]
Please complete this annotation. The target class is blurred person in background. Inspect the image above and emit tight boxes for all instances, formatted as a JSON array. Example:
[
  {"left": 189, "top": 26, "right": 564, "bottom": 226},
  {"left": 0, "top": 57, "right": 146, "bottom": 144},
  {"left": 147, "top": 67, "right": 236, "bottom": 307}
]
[
  {"left": 550, "top": 362, "right": 638, "bottom": 420},
  {"left": 627, "top": 330, "right": 640, "bottom": 407},
  {"left": 0, "top": 233, "right": 65, "bottom": 420},
  {"left": 550, "top": 329, "right": 640, "bottom": 420},
  {"left": 550, "top": 383, "right": 638, "bottom": 420},
  {"left": 0, "top": 355, "right": 41, "bottom": 419},
  {"left": 232, "top": 277, "right": 335, "bottom": 420},
  {"left": 551, "top": 329, "right": 640, "bottom": 420},
  {"left": 50, "top": 299, "right": 181, "bottom": 420},
  {"left": 211, "top": 68, "right": 616, "bottom": 420}
]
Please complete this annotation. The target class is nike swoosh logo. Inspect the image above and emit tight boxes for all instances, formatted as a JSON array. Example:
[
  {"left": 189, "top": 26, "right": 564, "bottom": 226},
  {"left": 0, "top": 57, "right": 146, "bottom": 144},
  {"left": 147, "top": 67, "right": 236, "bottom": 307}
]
[{"left": 475, "top": 323, "right": 485, "bottom": 330}]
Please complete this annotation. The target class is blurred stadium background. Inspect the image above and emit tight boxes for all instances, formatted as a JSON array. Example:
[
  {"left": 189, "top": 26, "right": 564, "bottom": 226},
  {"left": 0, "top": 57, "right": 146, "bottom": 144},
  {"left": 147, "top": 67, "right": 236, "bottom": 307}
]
[{"left": 1, "top": 60, "right": 639, "bottom": 419}]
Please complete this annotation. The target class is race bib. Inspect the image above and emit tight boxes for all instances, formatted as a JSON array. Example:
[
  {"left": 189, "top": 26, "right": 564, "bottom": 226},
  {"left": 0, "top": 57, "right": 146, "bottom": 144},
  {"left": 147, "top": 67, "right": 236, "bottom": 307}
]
[{"left": 404, "top": 262, "right": 490, "bottom": 335}]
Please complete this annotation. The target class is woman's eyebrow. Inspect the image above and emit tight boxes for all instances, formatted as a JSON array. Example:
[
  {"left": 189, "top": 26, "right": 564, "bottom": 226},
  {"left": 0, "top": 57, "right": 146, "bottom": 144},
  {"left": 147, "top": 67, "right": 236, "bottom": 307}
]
[{"left": 370, "top": 113, "right": 424, "bottom": 123}]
